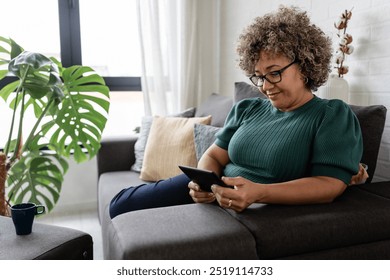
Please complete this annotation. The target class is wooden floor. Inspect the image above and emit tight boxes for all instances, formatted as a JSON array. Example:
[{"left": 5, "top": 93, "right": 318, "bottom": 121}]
[{"left": 38, "top": 208, "right": 103, "bottom": 260}]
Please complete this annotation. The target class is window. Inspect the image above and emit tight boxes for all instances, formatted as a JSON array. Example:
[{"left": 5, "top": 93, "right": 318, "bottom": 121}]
[
  {"left": 0, "top": 0, "right": 61, "bottom": 59},
  {"left": 0, "top": 0, "right": 144, "bottom": 145},
  {"left": 59, "top": 0, "right": 142, "bottom": 91},
  {"left": 79, "top": 0, "right": 142, "bottom": 77}
]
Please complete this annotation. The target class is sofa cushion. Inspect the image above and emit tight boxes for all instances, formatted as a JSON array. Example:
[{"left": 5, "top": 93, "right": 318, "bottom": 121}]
[
  {"left": 357, "top": 180, "right": 390, "bottom": 199},
  {"left": 234, "top": 81, "right": 265, "bottom": 103},
  {"left": 131, "top": 116, "right": 153, "bottom": 172},
  {"left": 195, "top": 93, "right": 232, "bottom": 127},
  {"left": 108, "top": 204, "right": 258, "bottom": 259},
  {"left": 131, "top": 107, "right": 196, "bottom": 172},
  {"left": 193, "top": 123, "right": 221, "bottom": 161},
  {"left": 226, "top": 182, "right": 390, "bottom": 259},
  {"left": 349, "top": 105, "right": 387, "bottom": 182},
  {"left": 98, "top": 171, "right": 147, "bottom": 226},
  {"left": 140, "top": 115, "right": 212, "bottom": 181}
]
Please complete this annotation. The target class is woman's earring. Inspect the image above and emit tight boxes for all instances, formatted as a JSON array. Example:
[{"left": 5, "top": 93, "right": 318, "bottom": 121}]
[{"left": 301, "top": 76, "right": 309, "bottom": 84}]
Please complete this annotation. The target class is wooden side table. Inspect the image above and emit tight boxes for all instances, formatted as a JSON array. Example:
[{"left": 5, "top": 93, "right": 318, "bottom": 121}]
[{"left": 0, "top": 216, "right": 93, "bottom": 260}]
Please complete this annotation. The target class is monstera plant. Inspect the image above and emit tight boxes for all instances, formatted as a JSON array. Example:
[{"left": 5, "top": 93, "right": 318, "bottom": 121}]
[{"left": 0, "top": 37, "right": 110, "bottom": 215}]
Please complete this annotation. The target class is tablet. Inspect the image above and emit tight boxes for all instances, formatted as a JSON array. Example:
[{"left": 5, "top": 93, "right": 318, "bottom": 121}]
[{"left": 178, "top": 165, "right": 231, "bottom": 192}]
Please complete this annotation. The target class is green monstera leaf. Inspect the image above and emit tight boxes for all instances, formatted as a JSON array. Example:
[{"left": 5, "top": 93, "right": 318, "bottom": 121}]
[
  {"left": 0, "top": 36, "right": 23, "bottom": 66},
  {"left": 7, "top": 150, "right": 69, "bottom": 212},
  {"left": 0, "top": 37, "right": 24, "bottom": 102},
  {"left": 6, "top": 51, "right": 63, "bottom": 116},
  {"left": 43, "top": 65, "right": 110, "bottom": 163}
]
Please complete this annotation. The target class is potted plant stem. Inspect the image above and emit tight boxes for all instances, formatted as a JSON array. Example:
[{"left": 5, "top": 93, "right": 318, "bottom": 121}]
[{"left": 0, "top": 37, "right": 110, "bottom": 215}]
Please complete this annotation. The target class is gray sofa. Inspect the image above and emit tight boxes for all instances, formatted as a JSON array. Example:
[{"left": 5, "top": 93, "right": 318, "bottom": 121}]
[{"left": 97, "top": 82, "right": 390, "bottom": 259}]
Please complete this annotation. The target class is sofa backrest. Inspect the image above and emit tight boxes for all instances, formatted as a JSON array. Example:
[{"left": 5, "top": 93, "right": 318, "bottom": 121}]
[{"left": 349, "top": 105, "right": 387, "bottom": 182}]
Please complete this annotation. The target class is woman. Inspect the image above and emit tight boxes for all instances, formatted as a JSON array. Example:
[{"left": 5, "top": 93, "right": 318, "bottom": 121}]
[{"left": 109, "top": 6, "right": 367, "bottom": 219}]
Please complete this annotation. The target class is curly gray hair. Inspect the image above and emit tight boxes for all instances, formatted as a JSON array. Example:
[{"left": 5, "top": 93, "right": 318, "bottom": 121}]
[{"left": 236, "top": 6, "right": 332, "bottom": 91}]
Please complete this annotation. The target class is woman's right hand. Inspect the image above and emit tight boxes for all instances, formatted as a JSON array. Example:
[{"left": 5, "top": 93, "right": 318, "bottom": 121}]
[
  {"left": 188, "top": 181, "right": 216, "bottom": 204},
  {"left": 190, "top": 144, "right": 229, "bottom": 203}
]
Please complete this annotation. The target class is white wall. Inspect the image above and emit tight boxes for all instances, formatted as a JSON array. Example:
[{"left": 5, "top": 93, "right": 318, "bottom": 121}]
[
  {"left": 48, "top": 158, "right": 98, "bottom": 215},
  {"left": 55, "top": 0, "right": 390, "bottom": 213}
]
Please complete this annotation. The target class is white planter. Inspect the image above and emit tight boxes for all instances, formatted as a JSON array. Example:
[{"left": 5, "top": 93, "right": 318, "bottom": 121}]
[{"left": 317, "top": 75, "right": 349, "bottom": 103}]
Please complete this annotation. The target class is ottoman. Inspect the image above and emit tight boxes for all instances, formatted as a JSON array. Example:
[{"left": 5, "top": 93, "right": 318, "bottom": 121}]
[{"left": 0, "top": 216, "right": 93, "bottom": 260}]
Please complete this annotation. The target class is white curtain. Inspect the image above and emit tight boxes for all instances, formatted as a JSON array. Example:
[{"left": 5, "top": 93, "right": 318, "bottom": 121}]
[{"left": 136, "top": 0, "right": 220, "bottom": 116}]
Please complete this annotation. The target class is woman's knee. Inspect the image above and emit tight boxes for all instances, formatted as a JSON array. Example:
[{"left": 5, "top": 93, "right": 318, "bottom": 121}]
[{"left": 109, "top": 188, "right": 131, "bottom": 219}]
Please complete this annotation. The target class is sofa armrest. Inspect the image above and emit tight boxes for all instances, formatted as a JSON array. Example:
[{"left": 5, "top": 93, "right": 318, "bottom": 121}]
[
  {"left": 106, "top": 204, "right": 257, "bottom": 259},
  {"left": 225, "top": 182, "right": 390, "bottom": 259},
  {"left": 97, "top": 135, "right": 138, "bottom": 178}
]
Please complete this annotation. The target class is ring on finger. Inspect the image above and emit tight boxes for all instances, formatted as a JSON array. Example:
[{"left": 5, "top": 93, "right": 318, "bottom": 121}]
[{"left": 228, "top": 199, "right": 232, "bottom": 208}]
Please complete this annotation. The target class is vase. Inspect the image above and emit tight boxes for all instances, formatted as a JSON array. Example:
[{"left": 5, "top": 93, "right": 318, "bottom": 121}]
[{"left": 317, "top": 75, "right": 349, "bottom": 103}]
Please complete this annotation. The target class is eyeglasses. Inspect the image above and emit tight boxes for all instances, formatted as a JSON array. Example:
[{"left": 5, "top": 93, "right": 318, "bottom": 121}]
[{"left": 249, "top": 61, "right": 296, "bottom": 88}]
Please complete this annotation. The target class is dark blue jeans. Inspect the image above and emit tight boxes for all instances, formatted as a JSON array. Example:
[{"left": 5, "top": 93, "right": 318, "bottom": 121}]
[{"left": 109, "top": 174, "right": 194, "bottom": 219}]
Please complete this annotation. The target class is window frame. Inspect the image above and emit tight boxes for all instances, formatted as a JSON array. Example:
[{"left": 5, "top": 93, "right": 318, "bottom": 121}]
[{"left": 58, "top": 0, "right": 141, "bottom": 91}]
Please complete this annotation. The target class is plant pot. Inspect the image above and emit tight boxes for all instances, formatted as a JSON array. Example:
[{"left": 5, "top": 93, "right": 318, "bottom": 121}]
[
  {"left": 0, "top": 152, "right": 9, "bottom": 216},
  {"left": 317, "top": 75, "right": 349, "bottom": 103}
]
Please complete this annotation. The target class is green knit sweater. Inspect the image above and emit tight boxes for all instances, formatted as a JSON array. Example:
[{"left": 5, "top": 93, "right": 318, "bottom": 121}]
[{"left": 215, "top": 96, "right": 363, "bottom": 185}]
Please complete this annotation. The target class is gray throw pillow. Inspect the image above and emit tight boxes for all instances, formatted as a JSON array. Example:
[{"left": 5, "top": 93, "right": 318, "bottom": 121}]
[
  {"left": 131, "top": 116, "right": 153, "bottom": 172},
  {"left": 131, "top": 107, "right": 196, "bottom": 172},
  {"left": 193, "top": 123, "right": 221, "bottom": 162},
  {"left": 234, "top": 81, "right": 266, "bottom": 103},
  {"left": 195, "top": 93, "right": 233, "bottom": 127}
]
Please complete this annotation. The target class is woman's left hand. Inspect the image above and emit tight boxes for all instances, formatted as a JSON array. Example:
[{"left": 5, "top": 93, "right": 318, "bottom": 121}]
[
  {"left": 211, "top": 176, "right": 258, "bottom": 212},
  {"left": 349, "top": 163, "right": 369, "bottom": 185}
]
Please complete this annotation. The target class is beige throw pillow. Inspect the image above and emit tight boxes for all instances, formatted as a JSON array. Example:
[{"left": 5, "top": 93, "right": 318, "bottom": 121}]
[{"left": 140, "top": 115, "right": 212, "bottom": 181}]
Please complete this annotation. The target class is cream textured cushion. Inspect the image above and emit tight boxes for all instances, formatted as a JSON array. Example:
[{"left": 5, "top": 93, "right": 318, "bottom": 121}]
[
  {"left": 140, "top": 115, "right": 212, "bottom": 181},
  {"left": 131, "top": 107, "right": 196, "bottom": 172}
]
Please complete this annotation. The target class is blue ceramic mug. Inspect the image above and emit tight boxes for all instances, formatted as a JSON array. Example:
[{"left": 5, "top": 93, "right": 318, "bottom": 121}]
[{"left": 11, "top": 203, "right": 45, "bottom": 235}]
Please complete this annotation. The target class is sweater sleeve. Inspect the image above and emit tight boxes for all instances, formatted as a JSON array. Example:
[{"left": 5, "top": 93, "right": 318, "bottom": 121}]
[
  {"left": 214, "top": 98, "right": 259, "bottom": 150},
  {"left": 310, "top": 100, "right": 363, "bottom": 184}
]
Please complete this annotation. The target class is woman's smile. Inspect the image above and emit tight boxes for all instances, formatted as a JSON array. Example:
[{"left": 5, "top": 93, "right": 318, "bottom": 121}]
[{"left": 266, "top": 91, "right": 281, "bottom": 98}]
